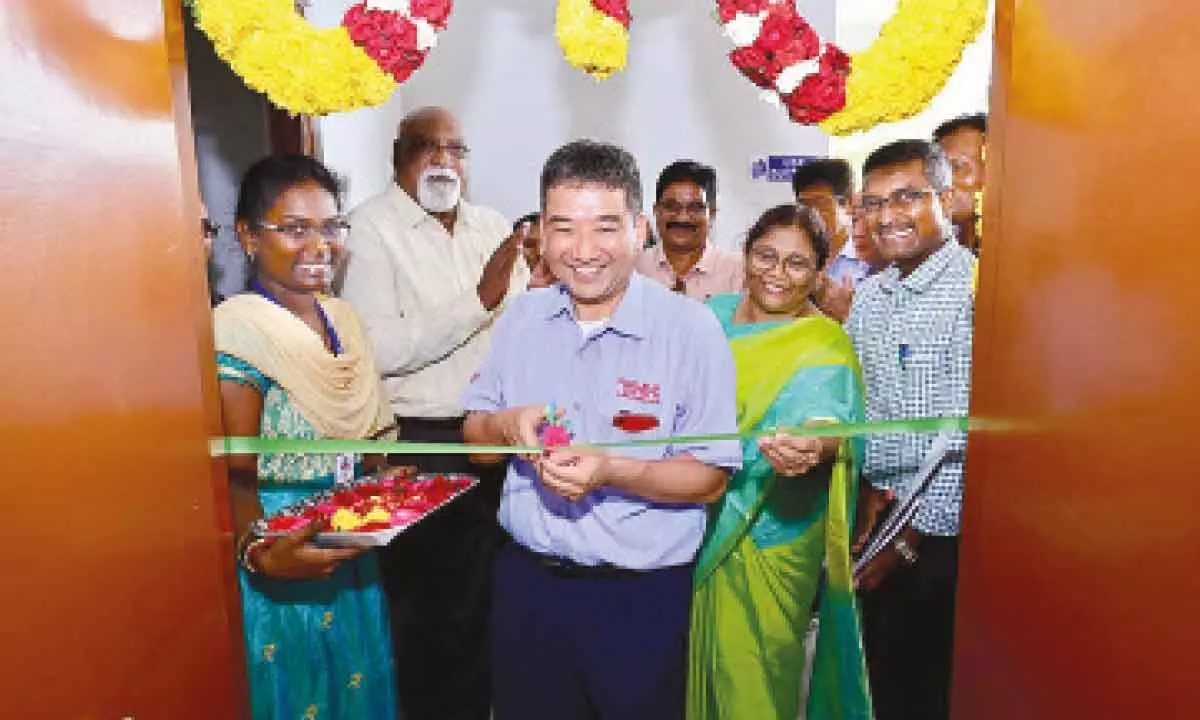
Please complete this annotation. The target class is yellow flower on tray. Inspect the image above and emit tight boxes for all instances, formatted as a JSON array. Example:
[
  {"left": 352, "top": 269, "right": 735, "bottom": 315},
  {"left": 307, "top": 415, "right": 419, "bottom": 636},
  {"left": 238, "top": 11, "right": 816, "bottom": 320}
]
[
  {"left": 364, "top": 507, "right": 391, "bottom": 524},
  {"left": 555, "top": 0, "right": 630, "bottom": 79},
  {"left": 330, "top": 508, "right": 365, "bottom": 531}
]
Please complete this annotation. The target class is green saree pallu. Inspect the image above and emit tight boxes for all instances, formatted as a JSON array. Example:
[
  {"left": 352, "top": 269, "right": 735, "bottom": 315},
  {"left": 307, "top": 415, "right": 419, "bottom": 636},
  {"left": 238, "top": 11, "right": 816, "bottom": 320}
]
[{"left": 688, "top": 294, "right": 873, "bottom": 720}]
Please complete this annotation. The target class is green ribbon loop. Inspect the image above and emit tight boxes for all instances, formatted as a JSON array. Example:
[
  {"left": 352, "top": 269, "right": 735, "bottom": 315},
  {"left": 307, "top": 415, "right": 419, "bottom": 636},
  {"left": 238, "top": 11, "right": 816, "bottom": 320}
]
[{"left": 209, "top": 416, "right": 1013, "bottom": 457}]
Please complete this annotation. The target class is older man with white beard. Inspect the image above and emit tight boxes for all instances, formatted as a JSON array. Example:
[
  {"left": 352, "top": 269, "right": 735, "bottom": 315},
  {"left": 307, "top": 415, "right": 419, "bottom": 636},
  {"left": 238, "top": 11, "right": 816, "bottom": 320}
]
[{"left": 339, "top": 106, "right": 528, "bottom": 720}]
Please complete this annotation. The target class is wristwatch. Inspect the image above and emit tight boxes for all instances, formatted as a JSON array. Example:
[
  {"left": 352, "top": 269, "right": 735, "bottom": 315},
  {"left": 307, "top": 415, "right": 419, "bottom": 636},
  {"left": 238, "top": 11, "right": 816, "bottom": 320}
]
[{"left": 893, "top": 537, "right": 919, "bottom": 566}]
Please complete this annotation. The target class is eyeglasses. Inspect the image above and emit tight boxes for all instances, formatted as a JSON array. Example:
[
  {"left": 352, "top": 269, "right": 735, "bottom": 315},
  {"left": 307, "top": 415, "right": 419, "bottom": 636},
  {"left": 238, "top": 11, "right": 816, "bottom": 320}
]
[
  {"left": 657, "top": 200, "right": 709, "bottom": 217},
  {"left": 857, "top": 188, "right": 936, "bottom": 216},
  {"left": 202, "top": 219, "right": 219, "bottom": 241},
  {"left": 406, "top": 137, "right": 470, "bottom": 160},
  {"left": 747, "top": 247, "right": 817, "bottom": 278},
  {"left": 256, "top": 219, "right": 350, "bottom": 242}
]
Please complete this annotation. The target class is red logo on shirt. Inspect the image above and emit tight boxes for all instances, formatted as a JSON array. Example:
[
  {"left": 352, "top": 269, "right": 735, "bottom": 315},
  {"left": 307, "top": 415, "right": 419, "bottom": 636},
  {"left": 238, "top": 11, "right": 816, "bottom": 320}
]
[
  {"left": 615, "top": 377, "right": 661, "bottom": 405},
  {"left": 613, "top": 411, "right": 659, "bottom": 433}
]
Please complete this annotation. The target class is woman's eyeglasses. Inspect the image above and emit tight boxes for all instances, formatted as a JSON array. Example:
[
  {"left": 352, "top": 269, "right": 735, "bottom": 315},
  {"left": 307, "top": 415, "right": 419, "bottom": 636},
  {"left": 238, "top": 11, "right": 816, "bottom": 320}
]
[
  {"left": 256, "top": 219, "right": 351, "bottom": 242},
  {"left": 747, "top": 247, "right": 816, "bottom": 278}
]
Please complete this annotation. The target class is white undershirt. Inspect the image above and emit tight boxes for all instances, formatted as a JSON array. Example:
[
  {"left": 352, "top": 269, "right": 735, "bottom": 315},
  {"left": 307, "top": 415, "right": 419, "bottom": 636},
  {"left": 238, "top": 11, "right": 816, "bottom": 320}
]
[{"left": 577, "top": 319, "right": 608, "bottom": 339}]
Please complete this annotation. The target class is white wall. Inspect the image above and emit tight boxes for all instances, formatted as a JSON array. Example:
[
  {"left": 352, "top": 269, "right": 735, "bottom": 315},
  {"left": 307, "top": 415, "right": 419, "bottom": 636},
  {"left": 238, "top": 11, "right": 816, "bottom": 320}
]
[{"left": 315, "top": 0, "right": 835, "bottom": 250}]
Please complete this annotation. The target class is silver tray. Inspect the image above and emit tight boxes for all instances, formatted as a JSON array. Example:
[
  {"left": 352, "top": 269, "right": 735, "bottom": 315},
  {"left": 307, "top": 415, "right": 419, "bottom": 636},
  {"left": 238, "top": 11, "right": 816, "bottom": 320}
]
[{"left": 251, "top": 472, "right": 478, "bottom": 548}]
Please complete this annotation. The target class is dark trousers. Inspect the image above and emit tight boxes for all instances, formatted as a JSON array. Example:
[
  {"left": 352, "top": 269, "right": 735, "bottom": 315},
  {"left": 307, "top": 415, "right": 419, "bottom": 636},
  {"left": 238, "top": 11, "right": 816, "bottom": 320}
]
[
  {"left": 491, "top": 542, "right": 693, "bottom": 720},
  {"left": 378, "top": 416, "right": 504, "bottom": 720},
  {"left": 860, "top": 535, "right": 960, "bottom": 720}
]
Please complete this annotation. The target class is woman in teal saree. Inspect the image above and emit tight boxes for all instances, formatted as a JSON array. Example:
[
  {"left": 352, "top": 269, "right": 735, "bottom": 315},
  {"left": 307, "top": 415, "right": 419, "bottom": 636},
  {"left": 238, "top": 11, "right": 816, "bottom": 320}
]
[{"left": 689, "top": 203, "right": 872, "bottom": 720}]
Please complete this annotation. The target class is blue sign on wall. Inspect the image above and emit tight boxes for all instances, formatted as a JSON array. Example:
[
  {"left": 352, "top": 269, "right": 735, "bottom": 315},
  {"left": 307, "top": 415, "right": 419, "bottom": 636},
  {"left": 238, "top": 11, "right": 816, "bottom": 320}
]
[{"left": 751, "top": 155, "right": 815, "bottom": 182}]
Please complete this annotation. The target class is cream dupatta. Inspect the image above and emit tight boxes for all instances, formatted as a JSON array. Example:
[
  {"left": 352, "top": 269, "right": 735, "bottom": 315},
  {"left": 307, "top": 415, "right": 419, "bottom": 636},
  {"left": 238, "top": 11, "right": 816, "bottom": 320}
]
[{"left": 213, "top": 294, "right": 392, "bottom": 440}]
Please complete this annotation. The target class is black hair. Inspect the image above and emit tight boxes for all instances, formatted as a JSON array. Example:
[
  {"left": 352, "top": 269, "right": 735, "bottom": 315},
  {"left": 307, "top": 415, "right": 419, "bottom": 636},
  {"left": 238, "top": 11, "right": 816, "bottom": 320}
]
[
  {"left": 235, "top": 153, "right": 343, "bottom": 226},
  {"left": 540, "top": 139, "right": 643, "bottom": 213},
  {"left": 933, "top": 113, "right": 988, "bottom": 142},
  {"left": 790, "top": 158, "right": 852, "bottom": 198},
  {"left": 862, "top": 139, "right": 953, "bottom": 191},
  {"left": 744, "top": 203, "right": 831, "bottom": 270},
  {"left": 655, "top": 160, "right": 717, "bottom": 205},
  {"left": 513, "top": 212, "right": 540, "bottom": 231}
]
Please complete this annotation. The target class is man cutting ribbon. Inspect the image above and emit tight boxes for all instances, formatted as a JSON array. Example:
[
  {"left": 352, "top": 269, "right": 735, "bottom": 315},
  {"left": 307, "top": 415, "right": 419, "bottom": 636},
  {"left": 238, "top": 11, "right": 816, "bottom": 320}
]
[{"left": 462, "top": 139, "right": 741, "bottom": 720}]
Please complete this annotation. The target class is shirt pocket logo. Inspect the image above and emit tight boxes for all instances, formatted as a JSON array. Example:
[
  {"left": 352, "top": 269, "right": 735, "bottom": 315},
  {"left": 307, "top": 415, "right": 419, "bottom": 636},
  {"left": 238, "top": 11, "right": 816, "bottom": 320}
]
[{"left": 611, "top": 410, "right": 660, "bottom": 434}]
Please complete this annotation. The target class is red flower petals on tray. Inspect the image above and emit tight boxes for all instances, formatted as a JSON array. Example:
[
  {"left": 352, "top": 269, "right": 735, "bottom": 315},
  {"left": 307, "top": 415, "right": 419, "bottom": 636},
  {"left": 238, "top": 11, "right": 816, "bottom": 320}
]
[{"left": 254, "top": 473, "right": 476, "bottom": 547}]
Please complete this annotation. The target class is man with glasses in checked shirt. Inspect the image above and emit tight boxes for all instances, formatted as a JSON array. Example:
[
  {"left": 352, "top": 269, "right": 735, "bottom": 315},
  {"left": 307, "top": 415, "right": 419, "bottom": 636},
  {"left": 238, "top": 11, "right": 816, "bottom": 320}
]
[{"left": 845, "top": 139, "right": 976, "bottom": 720}]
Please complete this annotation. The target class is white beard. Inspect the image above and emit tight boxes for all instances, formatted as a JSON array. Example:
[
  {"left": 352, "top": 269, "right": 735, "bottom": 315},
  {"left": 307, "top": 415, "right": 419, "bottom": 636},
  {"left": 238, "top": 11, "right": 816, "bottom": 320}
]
[{"left": 417, "top": 169, "right": 462, "bottom": 213}]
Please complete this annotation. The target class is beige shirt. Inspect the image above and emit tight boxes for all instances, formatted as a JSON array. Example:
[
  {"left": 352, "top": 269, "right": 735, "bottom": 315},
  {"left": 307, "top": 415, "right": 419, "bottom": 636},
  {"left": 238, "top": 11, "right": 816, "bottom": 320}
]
[
  {"left": 339, "top": 185, "right": 527, "bottom": 418},
  {"left": 634, "top": 244, "right": 745, "bottom": 301}
]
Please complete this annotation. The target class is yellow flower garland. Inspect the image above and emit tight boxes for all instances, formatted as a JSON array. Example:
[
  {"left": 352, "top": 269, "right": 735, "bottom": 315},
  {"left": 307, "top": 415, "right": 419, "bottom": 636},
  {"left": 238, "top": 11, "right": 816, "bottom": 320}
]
[
  {"left": 191, "top": 0, "right": 396, "bottom": 116},
  {"left": 819, "top": 0, "right": 988, "bottom": 136},
  {"left": 555, "top": 0, "right": 629, "bottom": 79}
]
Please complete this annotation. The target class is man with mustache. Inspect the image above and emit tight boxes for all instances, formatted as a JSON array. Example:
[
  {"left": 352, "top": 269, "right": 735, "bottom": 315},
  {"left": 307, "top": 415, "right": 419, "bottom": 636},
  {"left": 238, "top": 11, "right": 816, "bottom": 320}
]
[
  {"left": 339, "top": 106, "right": 528, "bottom": 720},
  {"left": 845, "top": 139, "right": 975, "bottom": 720},
  {"left": 635, "top": 160, "right": 743, "bottom": 301}
]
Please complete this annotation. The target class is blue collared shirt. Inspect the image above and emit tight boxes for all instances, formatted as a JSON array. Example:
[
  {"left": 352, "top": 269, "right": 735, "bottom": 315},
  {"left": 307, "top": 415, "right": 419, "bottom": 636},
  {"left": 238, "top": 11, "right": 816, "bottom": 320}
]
[
  {"left": 827, "top": 254, "right": 872, "bottom": 289},
  {"left": 462, "top": 274, "right": 741, "bottom": 569}
]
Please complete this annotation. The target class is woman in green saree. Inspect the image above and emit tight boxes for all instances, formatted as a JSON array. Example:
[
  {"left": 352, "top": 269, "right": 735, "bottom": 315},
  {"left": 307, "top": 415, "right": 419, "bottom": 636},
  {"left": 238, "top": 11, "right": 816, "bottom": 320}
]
[{"left": 689, "top": 203, "right": 872, "bottom": 720}]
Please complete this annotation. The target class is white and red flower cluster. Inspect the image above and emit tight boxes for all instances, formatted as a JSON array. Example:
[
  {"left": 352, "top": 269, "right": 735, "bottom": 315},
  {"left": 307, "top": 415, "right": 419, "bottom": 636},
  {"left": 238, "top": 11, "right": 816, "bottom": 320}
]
[
  {"left": 717, "top": 0, "right": 850, "bottom": 124},
  {"left": 342, "top": 0, "right": 453, "bottom": 84}
]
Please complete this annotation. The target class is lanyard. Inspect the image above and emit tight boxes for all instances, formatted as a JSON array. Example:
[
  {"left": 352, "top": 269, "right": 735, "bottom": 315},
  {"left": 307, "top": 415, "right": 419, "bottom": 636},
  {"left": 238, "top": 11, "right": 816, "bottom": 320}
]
[{"left": 251, "top": 279, "right": 343, "bottom": 356}]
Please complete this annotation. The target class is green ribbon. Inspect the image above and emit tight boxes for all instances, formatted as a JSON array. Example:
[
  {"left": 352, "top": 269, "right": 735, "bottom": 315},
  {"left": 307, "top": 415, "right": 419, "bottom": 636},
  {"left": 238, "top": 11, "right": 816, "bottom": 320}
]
[{"left": 209, "top": 416, "right": 1013, "bottom": 456}]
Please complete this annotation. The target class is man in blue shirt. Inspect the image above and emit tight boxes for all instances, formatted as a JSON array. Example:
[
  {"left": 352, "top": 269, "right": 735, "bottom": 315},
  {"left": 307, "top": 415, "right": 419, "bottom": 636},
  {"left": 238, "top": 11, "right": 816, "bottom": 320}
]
[
  {"left": 462, "top": 139, "right": 741, "bottom": 719},
  {"left": 792, "top": 158, "right": 873, "bottom": 321}
]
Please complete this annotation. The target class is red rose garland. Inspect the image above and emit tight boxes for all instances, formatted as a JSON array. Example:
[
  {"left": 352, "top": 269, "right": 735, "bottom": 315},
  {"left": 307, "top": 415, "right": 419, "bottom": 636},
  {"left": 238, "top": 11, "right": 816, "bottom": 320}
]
[
  {"left": 719, "top": 0, "right": 850, "bottom": 125},
  {"left": 591, "top": 0, "right": 631, "bottom": 28},
  {"left": 343, "top": 0, "right": 453, "bottom": 84}
]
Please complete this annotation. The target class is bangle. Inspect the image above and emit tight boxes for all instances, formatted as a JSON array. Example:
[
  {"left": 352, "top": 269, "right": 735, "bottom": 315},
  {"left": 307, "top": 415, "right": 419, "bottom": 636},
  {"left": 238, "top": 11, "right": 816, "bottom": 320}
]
[{"left": 237, "top": 531, "right": 272, "bottom": 574}]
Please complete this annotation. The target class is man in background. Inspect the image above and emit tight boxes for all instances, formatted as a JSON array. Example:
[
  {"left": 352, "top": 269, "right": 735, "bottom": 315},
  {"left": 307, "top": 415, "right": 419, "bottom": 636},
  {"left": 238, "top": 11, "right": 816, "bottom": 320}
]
[
  {"left": 792, "top": 158, "right": 870, "bottom": 320},
  {"left": 514, "top": 211, "right": 554, "bottom": 289},
  {"left": 635, "top": 159, "right": 742, "bottom": 300},
  {"left": 933, "top": 113, "right": 987, "bottom": 254},
  {"left": 339, "top": 106, "right": 527, "bottom": 720}
]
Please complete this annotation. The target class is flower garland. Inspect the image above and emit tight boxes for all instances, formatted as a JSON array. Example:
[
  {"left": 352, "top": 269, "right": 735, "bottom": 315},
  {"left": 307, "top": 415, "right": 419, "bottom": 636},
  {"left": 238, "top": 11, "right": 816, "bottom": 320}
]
[
  {"left": 556, "top": 0, "right": 631, "bottom": 80},
  {"left": 190, "top": 0, "right": 451, "bottom": 116},
  {"left": 718, "top": 0, "right": 850, "bottom": 124},
  {"left": 344, "top": 1, "right": 452, "bottom": 84},
  {"left": 819, "top": 0, "right": 987, "bottom": 135}
]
